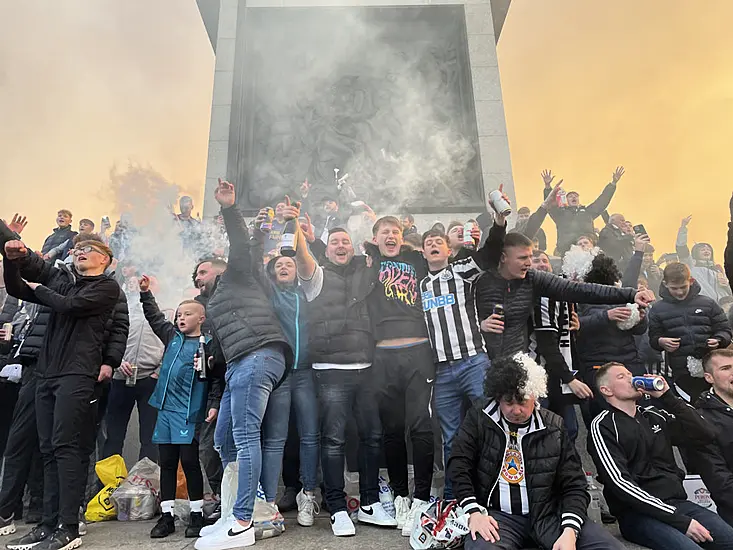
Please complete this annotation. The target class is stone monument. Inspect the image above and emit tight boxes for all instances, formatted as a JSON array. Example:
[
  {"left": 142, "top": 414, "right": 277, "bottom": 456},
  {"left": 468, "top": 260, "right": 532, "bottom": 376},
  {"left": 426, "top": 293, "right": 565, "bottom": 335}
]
[{"left": 196, "top": 0, "right": 514, "bottom": 225}]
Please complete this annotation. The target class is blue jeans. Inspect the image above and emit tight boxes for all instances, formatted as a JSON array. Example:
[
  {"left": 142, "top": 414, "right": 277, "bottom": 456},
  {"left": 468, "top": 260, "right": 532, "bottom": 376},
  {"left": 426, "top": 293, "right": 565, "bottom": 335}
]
[
  {"left": 289, "top": 368, "right": 319, "bottom": 492},
  {"left": 619, "top": 500, "right": 733, "bottom": 550},
  {"left": 316, "top": 368, "right": 381, "bottom": 514},
  {"left": 260, "top": 376, "right": 290, "bottom": 502},
  {"left": 214, "top": 345, "right": 286, "bottom": 522},
  {"left": 434, "top": 352, "right": 490, "bottom": 500}
]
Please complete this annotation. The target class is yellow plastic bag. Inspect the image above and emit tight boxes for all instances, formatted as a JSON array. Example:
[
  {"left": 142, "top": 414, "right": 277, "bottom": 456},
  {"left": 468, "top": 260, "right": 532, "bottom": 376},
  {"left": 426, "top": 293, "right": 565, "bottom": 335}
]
[{"left": 85, "top": 455, "right": 128, "bottom": 522}]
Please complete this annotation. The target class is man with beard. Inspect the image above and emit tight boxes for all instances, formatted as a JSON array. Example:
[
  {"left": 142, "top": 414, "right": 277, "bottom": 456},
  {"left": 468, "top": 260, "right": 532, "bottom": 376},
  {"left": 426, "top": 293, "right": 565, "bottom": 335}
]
[
  {"left": 193, "top": 180, "right": 290, "bottom": 550},
  {"left": 677, "top": 215, "right": 732, "bottom": 302},
  {"left": 287, "top": 201, "right": 395, "bottom": 537},
  {"left": 191, "top": 258, "right": 228, "bottom": 499},
  {"left": 2, "top": 236, "right": 120, "bottom": 550}
]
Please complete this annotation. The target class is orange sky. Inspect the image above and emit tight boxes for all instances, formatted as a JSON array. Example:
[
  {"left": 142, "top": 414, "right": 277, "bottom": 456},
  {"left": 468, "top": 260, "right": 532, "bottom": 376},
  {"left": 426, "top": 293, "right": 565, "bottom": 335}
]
[{"left": 2, "top": 0, "right": 731, "bottom": 259}]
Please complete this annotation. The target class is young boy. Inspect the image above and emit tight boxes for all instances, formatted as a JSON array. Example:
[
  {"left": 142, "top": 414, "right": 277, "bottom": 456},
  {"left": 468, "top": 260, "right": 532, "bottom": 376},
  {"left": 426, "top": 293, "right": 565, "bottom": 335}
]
[
  {"left": 139, "top": 275, "right": 218, "bottom": 539},
  {"left": 649, "top": 262, "right": 732, "bottom": 403},
  {"left": 420, "top": 212, "right": 506, "bottom": 500}
]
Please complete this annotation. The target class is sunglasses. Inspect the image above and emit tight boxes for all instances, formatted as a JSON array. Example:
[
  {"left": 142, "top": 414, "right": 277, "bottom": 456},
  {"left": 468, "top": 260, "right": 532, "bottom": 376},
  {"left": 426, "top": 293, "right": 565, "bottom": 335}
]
[{"left": 72, "top": 245, "right": 108, "bottom": 257}]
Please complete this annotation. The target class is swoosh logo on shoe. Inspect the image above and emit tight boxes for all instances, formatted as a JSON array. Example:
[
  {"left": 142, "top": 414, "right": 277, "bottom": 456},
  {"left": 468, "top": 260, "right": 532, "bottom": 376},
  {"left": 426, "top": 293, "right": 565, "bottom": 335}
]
[
  {"left": 227, "top": 527, "right": 250, "bottom": 537},
  {"left": 426, "top": 378, "right": 434, "bottom": 384},
  {"left": 360, "top": 507, "right": 374, "bottom": 515}
]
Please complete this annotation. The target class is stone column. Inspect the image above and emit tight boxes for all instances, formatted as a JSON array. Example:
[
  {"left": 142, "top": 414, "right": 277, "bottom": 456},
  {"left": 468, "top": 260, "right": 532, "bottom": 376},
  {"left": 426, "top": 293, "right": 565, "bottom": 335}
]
[{"left": 203, "top": 0, "right": 241, "bottom": 218}]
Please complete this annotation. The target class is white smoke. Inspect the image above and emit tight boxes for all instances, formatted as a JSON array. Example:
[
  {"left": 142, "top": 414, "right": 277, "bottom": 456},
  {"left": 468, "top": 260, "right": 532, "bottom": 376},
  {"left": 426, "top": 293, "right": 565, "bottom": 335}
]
[
  {"left": 243, "top": 7, "right": 480, "bottom": 214},
  {"left": 103, "top": 162, "right": 227, "bottom": 309}
]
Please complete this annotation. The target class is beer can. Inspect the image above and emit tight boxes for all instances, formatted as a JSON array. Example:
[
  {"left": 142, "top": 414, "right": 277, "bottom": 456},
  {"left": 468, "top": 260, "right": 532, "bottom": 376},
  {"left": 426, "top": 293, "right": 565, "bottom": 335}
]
[
  {"left": 463, "top": 222, "right": 475, "bottom": 248},
  {"left": 1, "top": 323, "right": 12, "bottom": 342},
  {"left": 556, "top": 189, "right": 569, "bottom": 208},
  {"left": 260, "top": 208, "right": 275, "bottom": 232},
  {"left": 632, "top": 376, "right": 665, "bottom": 392},
  {"left": 488, "top": 189, "right": 511, "bottom": 216},
  {"left": 493, "top": 304, "right": 505, "bottom": 318}
]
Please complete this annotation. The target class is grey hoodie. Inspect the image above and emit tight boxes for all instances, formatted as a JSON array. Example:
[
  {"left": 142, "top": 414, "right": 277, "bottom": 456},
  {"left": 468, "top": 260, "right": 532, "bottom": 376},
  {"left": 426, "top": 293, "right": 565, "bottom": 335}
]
[
  {"left": 113, "top": 296, "right": 170, "bottom": 381},
  {"left": 676, "top": 226, "right": 732, "bottom": 303}
]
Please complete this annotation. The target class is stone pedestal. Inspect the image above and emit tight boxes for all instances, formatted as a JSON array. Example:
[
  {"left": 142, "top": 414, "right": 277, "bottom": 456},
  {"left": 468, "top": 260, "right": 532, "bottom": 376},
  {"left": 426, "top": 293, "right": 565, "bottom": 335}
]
[{"left": 198, "top": 0, "right": 514, "bottom": 220}]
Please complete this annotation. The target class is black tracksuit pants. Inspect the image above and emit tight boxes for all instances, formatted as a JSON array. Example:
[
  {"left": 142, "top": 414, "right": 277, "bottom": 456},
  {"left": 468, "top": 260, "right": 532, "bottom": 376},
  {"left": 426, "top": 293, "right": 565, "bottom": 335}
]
[
  {"left": 0, "top": 371, "right": 43, "bottom": 519},
  {"left": 373, "top": 342, "right": 435, "bottom": 502},
  {"left": 36, "top": 374, "right": 96, "bottom": 531}
]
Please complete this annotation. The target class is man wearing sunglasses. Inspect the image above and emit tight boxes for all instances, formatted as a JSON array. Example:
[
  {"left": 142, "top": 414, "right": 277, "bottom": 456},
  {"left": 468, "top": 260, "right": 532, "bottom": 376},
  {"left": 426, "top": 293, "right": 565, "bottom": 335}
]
[{"left": 2, "top": 237, "right": 122, "bottom": 550}]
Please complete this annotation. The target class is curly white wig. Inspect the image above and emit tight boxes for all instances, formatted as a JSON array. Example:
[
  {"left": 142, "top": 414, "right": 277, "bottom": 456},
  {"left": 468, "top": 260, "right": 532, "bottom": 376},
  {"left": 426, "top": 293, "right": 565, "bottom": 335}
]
[{"left": 512, "top": 352, "right": 548, "bottom": 400}]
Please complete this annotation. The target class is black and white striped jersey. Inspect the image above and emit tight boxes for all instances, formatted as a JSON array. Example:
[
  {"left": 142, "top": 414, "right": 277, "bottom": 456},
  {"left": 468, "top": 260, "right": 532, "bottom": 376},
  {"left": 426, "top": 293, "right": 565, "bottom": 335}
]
[
  {"left": 528, "top": 297, "right": 575, "bottom": 393},
  {"left": 420, "top": 257, "right": 486, "bottom": 362}
]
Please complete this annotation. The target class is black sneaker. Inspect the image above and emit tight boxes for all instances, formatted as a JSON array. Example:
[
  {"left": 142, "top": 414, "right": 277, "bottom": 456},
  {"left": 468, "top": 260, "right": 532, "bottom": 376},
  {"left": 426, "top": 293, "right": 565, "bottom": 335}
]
[
  {"left": 185, "top": 511, "right": 204, "bottom": 538},
  {"left": 0, "top": 514, "right": 16, "bottom": 536},
  {"left": 6, "top": 524, "right": 53, "bottom": 550},
  {"left": 33, "top": 527, "right": 81, "bottom": 550},
  {"left": 150, "top": 513, "right": 175, "bottom": 539},
  {"left": 277, "top": 487, "right": 298, "bottom": 513}
]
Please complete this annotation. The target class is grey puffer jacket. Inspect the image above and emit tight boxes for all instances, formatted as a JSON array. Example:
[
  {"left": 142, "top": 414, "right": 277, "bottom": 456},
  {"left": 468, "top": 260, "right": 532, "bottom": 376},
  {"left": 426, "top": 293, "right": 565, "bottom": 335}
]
[{"left": 475, "top": 269, "right": 637, "bottom": 360}]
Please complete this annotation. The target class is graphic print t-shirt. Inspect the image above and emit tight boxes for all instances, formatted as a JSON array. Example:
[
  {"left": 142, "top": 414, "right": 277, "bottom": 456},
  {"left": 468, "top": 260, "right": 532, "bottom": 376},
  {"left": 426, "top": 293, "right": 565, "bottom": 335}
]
[
  {"left": 367, "top": 249, "right": 428, "bottom": 341},
  {"left": 490, "top": 418, "right": 530, "bottom": 516}
]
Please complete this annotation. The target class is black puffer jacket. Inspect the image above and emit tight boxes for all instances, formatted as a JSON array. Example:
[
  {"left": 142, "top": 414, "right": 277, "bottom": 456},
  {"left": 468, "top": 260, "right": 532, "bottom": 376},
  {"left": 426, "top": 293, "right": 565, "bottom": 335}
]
[
  {"left": 648, "top": 280, "right": 731, "bottom": 376},
  {"left": 576, "top": 303, "right": 647, "bottom": 374},
  {"left": 687, "top": 389, "right": 733, "bottom": 526},
  {"left": 308, "top": 258, "right": 374, "bottom": 365},
  {"left": 206, "top": 204, "right": 291, "bottom": 366},
  {"left": 475, "top": 269, "right": 637, "bottom": 360},
  {"left": 448, "top": 400, "right": 589, "bottom": 549},
  {"left": 101, "top": 286, "right": 129, "bottom": 369}
]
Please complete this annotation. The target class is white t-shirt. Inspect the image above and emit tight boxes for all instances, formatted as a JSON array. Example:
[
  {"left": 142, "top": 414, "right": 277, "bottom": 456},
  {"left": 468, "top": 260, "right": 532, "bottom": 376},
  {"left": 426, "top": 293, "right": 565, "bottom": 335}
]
[{"left": 299, "top": 264, "right": 371, "bottom": 371}]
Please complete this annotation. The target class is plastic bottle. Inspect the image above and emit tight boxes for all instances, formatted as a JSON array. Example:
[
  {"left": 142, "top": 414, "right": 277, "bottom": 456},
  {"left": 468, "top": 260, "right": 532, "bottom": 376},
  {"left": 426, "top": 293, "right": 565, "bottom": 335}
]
[{"left": 378, "top": 477, "right": 396, "bottom": 518}]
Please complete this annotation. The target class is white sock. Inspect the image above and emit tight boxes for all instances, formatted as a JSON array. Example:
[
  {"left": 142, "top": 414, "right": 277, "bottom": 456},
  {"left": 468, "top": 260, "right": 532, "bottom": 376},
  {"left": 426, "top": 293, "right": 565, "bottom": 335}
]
[
  {"left": 190, "top": 500, "right": 203, "bottom": 513},
  {"left": 161, "top": 500, "right": 174, "bottom": 515}
]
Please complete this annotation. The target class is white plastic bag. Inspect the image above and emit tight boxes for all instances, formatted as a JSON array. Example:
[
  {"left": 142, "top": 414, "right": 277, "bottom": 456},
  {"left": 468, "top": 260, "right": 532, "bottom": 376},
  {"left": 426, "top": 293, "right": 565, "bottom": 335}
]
[
  {"left": 378, "top": 476, "right": 395, "bottom": 517},
  {"left": 111, "top": 458, "right": 160, "bottom": 521},
  {"left": 219, "top": 463, "right": 284, "bottom": 539}
]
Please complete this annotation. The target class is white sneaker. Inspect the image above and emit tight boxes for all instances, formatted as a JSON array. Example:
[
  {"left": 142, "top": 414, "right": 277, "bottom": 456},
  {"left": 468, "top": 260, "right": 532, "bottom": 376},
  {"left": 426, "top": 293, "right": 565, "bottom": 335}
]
[
  {"left": 194, "top": 517, "right": 255, "bottom": 550},
  {"left": 330, "top": 511, "right": 355, "bottom": 537},
  {"left": 393, "top": 495, "right": 412, "bottom": 529},
  {"left": 296, "top": 490, "right": 319, "bottom": 527},
  {"left": 401, "top": 498, "right": 428, "bottom": 537},
  {"left": 199, "top": 514, "right": 234, "bottom": 538},
  {"left": 358, "top": 502, "right": 398, "bottom": 528}
]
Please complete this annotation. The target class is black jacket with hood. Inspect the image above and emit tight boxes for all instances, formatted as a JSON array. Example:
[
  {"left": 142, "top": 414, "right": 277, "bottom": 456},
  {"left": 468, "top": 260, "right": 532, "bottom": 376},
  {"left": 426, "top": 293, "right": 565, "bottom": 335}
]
[
  {"left": 687, "top": 388, "right": 733, "bottom": 527},
  {"left": 3, "top": 251, "right": 122, "bottom": 378},
  {"left": 648, "top": 280, "right": 731, "bottom": 377},
  {"left": 448, "top": 399, "right": 589, "bottom": 549},
  {"left": 588, "top": 391, "right": 716, "bottom": 533}
]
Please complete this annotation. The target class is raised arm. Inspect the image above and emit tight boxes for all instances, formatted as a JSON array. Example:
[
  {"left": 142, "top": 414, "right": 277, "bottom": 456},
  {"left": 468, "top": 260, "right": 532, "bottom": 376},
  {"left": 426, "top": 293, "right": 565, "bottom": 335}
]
[
  {"left": 652, "top": 390, "right": 717, "bottom": 447},
  {"left": 726, "top": 195, "right": 733, "bottom": 283},
  {"left": 676, "top": 216, "right": 693, "bottom": 265},
  {"left": 522, "top": 182, "right": 561, "bottom": 241},
  {"left": 586, "top": 166, "right": 623, "bottom": 218},
  {"left": 471, "top": 219, "right": 507, "bottom": 271},
  {"left": 139, "top": 285, "right": 177, "bottom": 346},
  {"left": 215, "top": 179, "right": 253, "bottom": 278}
]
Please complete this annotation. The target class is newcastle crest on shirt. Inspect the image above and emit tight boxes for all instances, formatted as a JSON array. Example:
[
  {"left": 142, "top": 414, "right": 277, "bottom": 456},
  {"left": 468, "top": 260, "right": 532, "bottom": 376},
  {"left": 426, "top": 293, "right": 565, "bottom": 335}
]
[{"left": 501, "top": 438, "right": 525, "bottom": 484}]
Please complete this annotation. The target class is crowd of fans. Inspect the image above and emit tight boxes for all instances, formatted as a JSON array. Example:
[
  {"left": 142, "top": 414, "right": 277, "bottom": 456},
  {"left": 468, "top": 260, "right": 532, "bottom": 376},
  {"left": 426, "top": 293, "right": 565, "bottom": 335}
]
[{"left": 1, "top": 168, "right": 733, "bottom": 550}]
